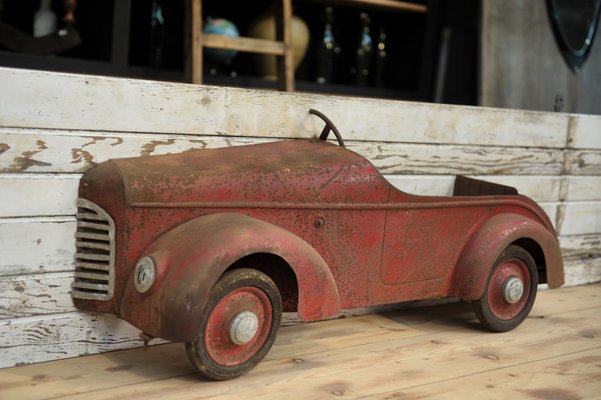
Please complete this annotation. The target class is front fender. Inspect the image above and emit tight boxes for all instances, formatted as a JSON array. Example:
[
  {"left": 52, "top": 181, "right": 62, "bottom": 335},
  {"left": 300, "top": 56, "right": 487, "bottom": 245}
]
[
  {"left": 120, "top": 212, "right": 341, "bottom": 341},
  {"left": 451, "top": 213, "right": 564, "bottom": 300}
]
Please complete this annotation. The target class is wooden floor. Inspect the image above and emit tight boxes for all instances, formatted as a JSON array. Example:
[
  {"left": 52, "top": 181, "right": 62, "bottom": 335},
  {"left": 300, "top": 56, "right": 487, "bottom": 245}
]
[{"left": 1, "top": 284, "right": 600, "bottom": 400}]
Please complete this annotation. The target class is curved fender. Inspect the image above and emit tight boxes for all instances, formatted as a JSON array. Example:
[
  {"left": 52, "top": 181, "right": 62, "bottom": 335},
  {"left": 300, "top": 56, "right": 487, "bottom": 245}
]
[
  {"left": 120, "top": 212, "right": 341, "bottom": 342},
  {"left": 450, "top": 213, "right": 564, "bottom": 301}
]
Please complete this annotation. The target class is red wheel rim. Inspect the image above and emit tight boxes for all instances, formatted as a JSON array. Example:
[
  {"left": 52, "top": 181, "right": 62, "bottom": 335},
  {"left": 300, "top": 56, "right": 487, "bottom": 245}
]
[
  {"left": 204, "top": 286, "right": 273, "bottom": 366},
  {"left": 487, "top": 257, "right": 531, "bottom": 320}
]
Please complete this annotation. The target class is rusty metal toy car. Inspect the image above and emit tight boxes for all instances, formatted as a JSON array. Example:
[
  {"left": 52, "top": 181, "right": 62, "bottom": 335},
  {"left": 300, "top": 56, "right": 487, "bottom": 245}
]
[{"left": 72, "top": 110, "right": 564, "bottom": 380}]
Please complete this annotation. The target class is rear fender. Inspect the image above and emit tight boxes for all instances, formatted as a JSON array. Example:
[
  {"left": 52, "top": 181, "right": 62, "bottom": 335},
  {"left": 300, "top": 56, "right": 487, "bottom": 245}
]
[
  {"left": 451, "top": 213, "right": 564, "bottom": 300},
  {"left": 120, "top": 212, "right": 341, "bottom": 342}
]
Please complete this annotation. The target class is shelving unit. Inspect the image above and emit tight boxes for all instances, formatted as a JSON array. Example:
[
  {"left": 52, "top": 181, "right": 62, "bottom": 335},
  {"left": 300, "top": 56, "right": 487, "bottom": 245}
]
[
  {"left": 0, "top": 0, "right": 451, "bottom": 102},
  {"left": 189, "top": 0, "right": 295, "bottom": 91},
  {"left": 188, "top": 0, "right": 427, "bottom": 92}
]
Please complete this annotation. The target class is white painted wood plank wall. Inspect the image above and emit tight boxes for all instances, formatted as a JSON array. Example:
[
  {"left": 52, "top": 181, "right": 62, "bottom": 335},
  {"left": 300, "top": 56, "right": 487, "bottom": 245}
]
[{"left": 0, "top": 67, "right": 600, "bottom": 368}]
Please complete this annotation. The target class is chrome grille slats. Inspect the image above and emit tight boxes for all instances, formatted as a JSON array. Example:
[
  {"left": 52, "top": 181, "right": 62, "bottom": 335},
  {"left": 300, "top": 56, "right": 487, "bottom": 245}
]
[{"left": 72, "top": 198, "right": 115, "bottom": 300}]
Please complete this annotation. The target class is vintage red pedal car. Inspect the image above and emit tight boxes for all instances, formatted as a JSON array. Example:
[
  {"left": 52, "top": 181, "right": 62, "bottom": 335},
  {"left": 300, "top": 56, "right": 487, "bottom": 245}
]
[{"left": 72, "top": 112, "right": 564, "bottom": 380}]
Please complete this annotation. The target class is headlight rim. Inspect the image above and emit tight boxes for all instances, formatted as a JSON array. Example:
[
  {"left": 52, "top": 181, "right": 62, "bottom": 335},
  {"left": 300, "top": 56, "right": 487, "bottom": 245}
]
[{"left": 134, "top": 256, "right": 156, "bottom": 294}]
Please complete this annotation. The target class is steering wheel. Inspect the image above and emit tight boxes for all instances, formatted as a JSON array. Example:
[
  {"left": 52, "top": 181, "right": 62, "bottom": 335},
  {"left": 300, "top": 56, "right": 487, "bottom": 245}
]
[{"left": 309, "top": 109, "right": 346, "bottom": 147}]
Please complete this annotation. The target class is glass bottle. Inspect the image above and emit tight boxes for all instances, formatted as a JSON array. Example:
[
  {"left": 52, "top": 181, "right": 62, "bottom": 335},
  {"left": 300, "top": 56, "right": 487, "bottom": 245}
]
[
  {"left": 374, "top": 25, "right": 387, "bottom": 88},
  {"left": 354, "top": 12, "right": 372, "bottom": 87},
  {"left": 316, "top": 7, "right": 338, "bottom": 84},
  {"left": 33, "top": 0, "right": 57, "bottom": 38},
  {"left": 149, "top": 0, "right": 166, "bottom": 68}
]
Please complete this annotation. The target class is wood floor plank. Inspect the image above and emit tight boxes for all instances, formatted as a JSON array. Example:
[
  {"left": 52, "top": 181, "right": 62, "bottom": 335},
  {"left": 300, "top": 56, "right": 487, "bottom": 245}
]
[
  {"left": 49, "top": 307, "right": 600, "bottom": 400},
  {"left": 1, "top": 284, "right": 599, "bottom": 400},
  {"left": 362, "top": 347, "right": 601, "bottom": 399}
]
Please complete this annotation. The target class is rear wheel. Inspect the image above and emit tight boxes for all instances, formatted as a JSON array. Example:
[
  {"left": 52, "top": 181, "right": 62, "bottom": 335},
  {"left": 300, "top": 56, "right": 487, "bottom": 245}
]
[
  {"left": 472, "top": 245, "right": 538, "bottom": 332},
  {"left": 185, "top": 268, "right": 282, "bottom": 380}
]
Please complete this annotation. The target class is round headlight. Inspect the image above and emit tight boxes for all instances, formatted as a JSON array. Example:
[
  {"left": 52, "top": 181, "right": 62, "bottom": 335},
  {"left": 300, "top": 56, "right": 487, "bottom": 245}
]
[{"left": 134, "top": 256, "right": 156, "bottom": 293}]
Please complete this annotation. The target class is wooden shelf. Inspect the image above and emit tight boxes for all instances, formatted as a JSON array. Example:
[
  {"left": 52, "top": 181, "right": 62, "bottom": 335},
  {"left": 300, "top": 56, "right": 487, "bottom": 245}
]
[
  {"left": 300, "top": 0, "right": 427, "bottom": 13},
  {"left": 190, "top": 0, "right": 294, "bottom": 91},
  {"left": 203, "top": 34, "right": 285, "bottom": 56}
]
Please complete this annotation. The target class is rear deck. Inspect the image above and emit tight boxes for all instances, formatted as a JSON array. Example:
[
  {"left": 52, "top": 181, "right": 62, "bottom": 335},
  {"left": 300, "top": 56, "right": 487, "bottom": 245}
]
[{"left": 1, "top": 283, "right": 600, "bottom": 400}]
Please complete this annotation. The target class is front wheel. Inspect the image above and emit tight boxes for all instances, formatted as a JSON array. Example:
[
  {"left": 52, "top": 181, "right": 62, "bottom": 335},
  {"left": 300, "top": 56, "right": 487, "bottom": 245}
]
[
  {"left": 185, "top": 268, "right": 282, "bottom": 380},
  {"left": 472, "top": 245, "right": 538, "bottom": 332}
]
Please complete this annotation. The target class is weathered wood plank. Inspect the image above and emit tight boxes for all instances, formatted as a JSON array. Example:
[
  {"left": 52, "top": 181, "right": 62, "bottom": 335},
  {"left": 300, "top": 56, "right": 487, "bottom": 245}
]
[
  {"left": 18, "top": 302, "right": 600, "bottom": 400},
  {"left": 567, "top": 176, "right": 601, "bottom": 200},
  {"left": 0, "top": 131, "right": 563, "bottom": 175},
  {"left": 0, "top": 272, "right": 74, "bottom": 319},
  {"left": 0, "top": 67, "right": 570, "bottom": 147},
  {"left": 0, "top": 129, "right": 565, "bottom": 175},
  {"left": 559, "top": 201, "right": 601, "bottom": 236},
  {"left": 569, "top": 149, "right": 601, "bottom": 175},
  {"left": 0, "top": 128, "right": 258, "bottom": 173},
  {"left": 0, "top": 173, "right": 563, "bottom": 220},
  {"left": 363, "top": 349, "right": 601, "bottom": 400},
  {"left": 0, "top": 312, "right": 157, "bottom": 368},
  {"left": 560, "top": 233, "right": 601, "bottom": 259},
  {"left": 0, "top": 284, "right": 598, "bottom": 397},
  {"left": 0, "top": 218, "right": 76, "bottom": 276},
  {"left": 0, "top": 174, "right": 80, "bottom": 217},
  {"left": 564, "top": 257, "right": 601, "bottom": 287},
  {"left": 68, "top": 309, "right": 601, "bottom": 399},
  {"left": 571, "top": 113, "right": 601, "bottom": 150}
]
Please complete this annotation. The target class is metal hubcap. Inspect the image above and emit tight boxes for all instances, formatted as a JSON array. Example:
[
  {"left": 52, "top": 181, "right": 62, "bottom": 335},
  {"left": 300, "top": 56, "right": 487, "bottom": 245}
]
[
  {"left": 229, "top": 311, "right": 259, "bottom": 345},
  {"left": 503, "top": 276, "right": 524, "bottom": 304}
]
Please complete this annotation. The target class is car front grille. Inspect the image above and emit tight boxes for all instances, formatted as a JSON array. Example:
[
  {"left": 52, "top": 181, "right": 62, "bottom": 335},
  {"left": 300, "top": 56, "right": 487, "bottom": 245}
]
[{"left": 71, "top": 198, "right": 115, "bottom": 300}]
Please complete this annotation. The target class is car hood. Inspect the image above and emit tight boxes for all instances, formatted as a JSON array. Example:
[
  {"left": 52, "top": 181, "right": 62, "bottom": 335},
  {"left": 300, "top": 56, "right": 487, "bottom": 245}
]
[{"left": 107, "top": 139, "right": 390, "bottom": 206}]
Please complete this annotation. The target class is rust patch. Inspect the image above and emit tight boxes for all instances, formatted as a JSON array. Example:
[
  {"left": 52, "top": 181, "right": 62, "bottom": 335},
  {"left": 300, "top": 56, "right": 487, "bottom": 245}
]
[
  {"left": 523, "top": 388, "right": 581, "bottom": 400},
  {"left": 111, "top": 137, "right": 124, "bottom": 146},
  {"left": 140, "top": 139, "right": 176, "bottom": 156}
]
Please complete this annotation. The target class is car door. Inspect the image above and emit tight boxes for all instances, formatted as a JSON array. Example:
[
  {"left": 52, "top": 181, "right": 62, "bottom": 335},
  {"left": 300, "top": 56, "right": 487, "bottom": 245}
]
[{"left": 373, "top": 189, "right": 490, "bottom": 304}]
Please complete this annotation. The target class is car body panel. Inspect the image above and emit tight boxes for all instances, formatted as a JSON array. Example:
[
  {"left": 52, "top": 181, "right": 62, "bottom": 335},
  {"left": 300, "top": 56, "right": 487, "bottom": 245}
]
[{"left": 73, "top": 138, "right": 564, "bottom": 341}]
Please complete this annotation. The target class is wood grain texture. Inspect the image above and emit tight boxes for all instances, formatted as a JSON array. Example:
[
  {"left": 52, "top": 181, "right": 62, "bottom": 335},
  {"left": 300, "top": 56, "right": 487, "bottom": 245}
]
[
  {"left": 0, "top": 174, "right": 80, "bottom": 217},
  {"left": 563, "top": 258, "right": 601, "bottom": 287},
  {"left": 0, "top": 174, "right": 561, "bottom": 220},
  {"left": 571, "top": 113, "right": 601, "bottom": 149},
  {"left": 0, "top": 272, "right": 74, "bottom": 319},
  {"left": 203, "top": 34, "right": 285, "bottom": 55},
  {"left": 0, "top": 128, "right": 565, "bottom": 175},
  {"left": 559, "top": 201, "right": 601, "bottom": 235},
  {"left": 560, "top": 233, "right": 601, "bottom": 259},
  {"left": 0, "top": 312, "right": 158, "bottom": 368},
  {"left": 569, "top": 149, "right": 601, "bottom": 175},
  {"left": 0, "top": 67, "right": 570, "bottom": 147},
  {"left": 0, "top": 284, "right": 598, "bottom": 399},
  {"left": 566, "top": 176, "right": 601, "bottom": 200},
  {"left": 0, "top": 218, "right": 75, "bottom": 277}
]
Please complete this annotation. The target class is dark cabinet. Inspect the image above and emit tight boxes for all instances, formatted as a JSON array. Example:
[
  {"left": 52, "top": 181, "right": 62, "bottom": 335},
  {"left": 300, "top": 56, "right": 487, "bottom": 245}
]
[{"left": 0, "top": 0, "right": 476, "bottom": 103}]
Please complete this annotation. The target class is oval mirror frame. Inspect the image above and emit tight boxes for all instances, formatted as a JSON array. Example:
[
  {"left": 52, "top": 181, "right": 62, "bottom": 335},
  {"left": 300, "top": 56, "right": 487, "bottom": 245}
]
[{"left": 547, "top": 0, "right": 601, "bottom": 71}]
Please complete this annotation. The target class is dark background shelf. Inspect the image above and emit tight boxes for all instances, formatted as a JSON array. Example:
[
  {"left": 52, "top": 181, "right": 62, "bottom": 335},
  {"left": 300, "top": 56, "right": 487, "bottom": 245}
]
[{"left": 0, "top": 0, "right": 479, "bottom": 105}]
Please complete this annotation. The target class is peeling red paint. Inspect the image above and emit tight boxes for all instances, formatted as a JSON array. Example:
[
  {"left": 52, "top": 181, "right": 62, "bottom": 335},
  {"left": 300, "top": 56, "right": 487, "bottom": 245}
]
[{"left": 73, "top": 137, "right": 564, "bottom": 377}]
